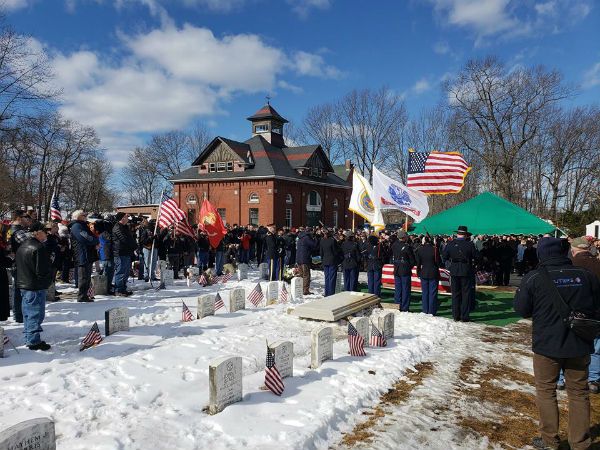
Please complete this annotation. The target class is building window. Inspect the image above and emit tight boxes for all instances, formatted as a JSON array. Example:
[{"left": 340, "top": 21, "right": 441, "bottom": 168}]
[
  {"left": 333, "top": 198, "right": 338, "bottom": 208},
  {"left": 285, "top": 209, "right": 292, "bottom": 228},
  {"left": 248, "top": 192, "right": 259, "bottom": 203},
  {"left": 308, "top": 190, "right": 322, "bottom": 207},
  {"left": 286, "top": 194, "right": 293, "bottom": 204},
  {"left": 272, "top": 125, "right": 282, "bottom": 134},
  {"left": 217, "top": 162, "right": 227, "bottom": 172},
  {"left": 208, "top": 163, "right": 216, "bottom": 173},
  {"left": 254, "top": 124, "right": 268, "bottom": 133},
  {"left": 226, "top": 161, "right": 233, "bottom": 171},
  {"left": 249, "top": 208, "right": 259, "bottom": 226},
  {"left": 186, "top": 193, "right": 197, "bottom": 204},
  {"left": 217, "top": 208, "right": 226, "bottom": 223},
  {"left": 188, "top": 209, "right": 196, "bottom": 225}
]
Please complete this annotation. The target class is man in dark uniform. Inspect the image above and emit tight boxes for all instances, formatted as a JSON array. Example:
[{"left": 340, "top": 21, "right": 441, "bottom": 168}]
[
  {"left": 416, "top": 235, "right": 441, "bottom": 315},
  {"left": 366, "top": 235, "right": 385, "bottom": 297},
  {"left": 391, "top": 230, "right": 416, "bottom": 311},
  {"left": 341, "top": 230, "right": 360, "bottom": 292},
  {"left": 264, "top": 225, "right": 278, "bottom": 281},
  {"left": 442, "top": 225, "right": 478, "bottom": 322},
  {"left": 320, "top": 229, "right": 340, "bottom": 296}
]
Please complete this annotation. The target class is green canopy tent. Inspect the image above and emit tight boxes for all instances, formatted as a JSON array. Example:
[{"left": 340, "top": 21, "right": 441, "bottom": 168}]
[{"left": 410, "top": 192, "right": 556, "bottom": 236}]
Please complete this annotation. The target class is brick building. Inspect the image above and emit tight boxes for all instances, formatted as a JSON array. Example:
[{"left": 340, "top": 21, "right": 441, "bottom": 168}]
[{"left": 171, "top": 104, "right": 356, "bottom": 228}]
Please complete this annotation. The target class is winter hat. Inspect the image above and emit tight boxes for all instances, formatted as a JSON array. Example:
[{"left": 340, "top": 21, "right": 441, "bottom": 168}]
[
  {"left": 571, "top": 236, "right": 591, "bottom": 249},
  {"left": 537, "top": 237, "right": 569, "bottom": 261},
  {"left": 115, "top": 212, "right": 127, "bottom": 222},
  {"left": 71, "top": 209, "right": 86, "bottom": 220}
]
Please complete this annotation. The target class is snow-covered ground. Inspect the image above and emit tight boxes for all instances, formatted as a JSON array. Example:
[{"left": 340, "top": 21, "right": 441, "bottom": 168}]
[{"left": 0, "top": 269, "right": 465, "bottom": 449}]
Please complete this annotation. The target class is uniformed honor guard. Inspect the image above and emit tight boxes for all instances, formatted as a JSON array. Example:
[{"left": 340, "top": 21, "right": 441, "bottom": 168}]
[
  {"left": 443, "top": 225, "right": 478, "bottom": 322},
  {"left": 320, "top": 229, "right": 340, "bottom": 296},
  {"left": 391, "top": 230, "right": 416, "bottom": 311},
  {"left": 366, "top": 235, "right": 384, "bottom": 297},
  {"left": 340, "top": 230, "right": 360, "bottom": 291}
]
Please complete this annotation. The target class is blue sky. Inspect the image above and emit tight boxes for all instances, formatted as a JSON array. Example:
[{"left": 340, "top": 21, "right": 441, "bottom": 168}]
[{"left": 5, "top": 0, "right": 600, "bottom": 166}]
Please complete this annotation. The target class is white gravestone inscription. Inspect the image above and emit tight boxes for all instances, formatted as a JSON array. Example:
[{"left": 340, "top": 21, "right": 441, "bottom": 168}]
[
  {"left": 269, "top": 341, "right": 293, "bottom": 378},
  {"left": 310, "top": 326, "right": 333, "bottom": 369},
  {"left": 104, "top": 307, "right": 130, "bottom": 336},
  {"left": 0, "top": 417, "right": 56, "bottom": 450},
  {"left": 208, "top": 356, "right": 243, "bottom": 414},
  {"left": 290, "top": 277, "right": 303, "bottom": 302},
  {"left": 237, "top": 263, "right": 248, "bottom": 281},
  {"left": 92, "top": 273, "right": 108, "bottom": 296},
  {"left": 229, "top": 288, "right": 246, "bottom": 312},
  {"left": 197, "top": 294, "right": 216, "bottom": 319},
  {"left": 266, "top": 281, "right": 280, "bottom": 305},
  {"left": 350, "top": 317, "right": 369, "bottom": 348},
  {"left": 378, "top": 312, "right": 395, "bottom": 339}
]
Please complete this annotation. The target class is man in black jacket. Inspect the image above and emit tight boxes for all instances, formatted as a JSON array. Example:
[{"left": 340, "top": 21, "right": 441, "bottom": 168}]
[
  {"left": 320, "top": 230, "right": 340, "bottom": 296},
  {"left": 112, "top": 212, "right": 136, "bottom": 296},
  {"left": 416, "top": 236, "right": 441, "bottom": 315},
  {"left": 514, "top": 237, "right": 600, "bottom": 450},
  {"left": 341, "top": 231, "right": 360, "bottom": 292},
  {"left": 16, "top": 222, "right": 53, "bottom": 350},
  {"left": 296, "top": 228, "right": 316, "bottom": 295},
  {"left": 391, "top": 231, "right": 416, "bottom": 311}
]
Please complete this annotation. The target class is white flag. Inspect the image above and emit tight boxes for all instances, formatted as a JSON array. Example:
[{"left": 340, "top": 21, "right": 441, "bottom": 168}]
[
  {"left": 372, "top": 166, "right": 429, "bottom": 223},
  {"left": 348, "top": 170, "right": 385, "bottom": 229}
]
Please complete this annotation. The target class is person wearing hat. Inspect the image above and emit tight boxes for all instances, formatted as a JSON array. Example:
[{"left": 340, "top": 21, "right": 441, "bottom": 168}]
[
  {"left": 70, "top": 210, "right": 99, "bottom": 302},
  {"left": 442, "top": 225, "right": 478, "bottom": 322},
  {"left": 112, "top": 212, "right": 136, "bottom": 296},
  {"left": 416, "top": 235, "right": 442, "bottom": 315},
  {"left": 340, "top": 230, "right": 360, "bottom": 291},
  {"left": 320, "top": 229, "right": 341, "bottom": 296},
  {"left": 15, "top": 222, "right": 53, "bottom": 350},
  {"left": 366, "top": 234, "right": 385, "bottom": 297},
  {"left": 514, "top": 237, "right": 600, "bottom": 450},
  {"left": 391, "top": 230, "right": 416, "bottom": 312}
]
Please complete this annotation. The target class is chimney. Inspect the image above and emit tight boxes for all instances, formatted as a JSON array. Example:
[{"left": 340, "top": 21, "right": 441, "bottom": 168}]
[{"left": 345, "top": 159, "right": 352, "bottom": 171}]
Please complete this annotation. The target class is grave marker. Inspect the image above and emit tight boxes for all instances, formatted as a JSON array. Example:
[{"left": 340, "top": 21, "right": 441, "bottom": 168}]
[
  {"left": 237, "top": 263, "right": 248, "bottom": 281},
  {"left": 259, "top": 263, "right": 269, "bottom": 280},
  {"left": 335, "top": 271, "right": 344, "bottom": 294},
  {"left": 269, "top": 341, "right": 293, "bottom": 378},
  {"left": 229, "top": 288, "right": 246, "bottom": 312},
  {"left": 350, "top": 317, "right": 369, "bottom": 348},
  {"left": 291, "top": 277, "right": 303, "bottom": 302},
  {"left": 92, "top": 273, "right": 108, "bottom": 296},
  {"left": 208, "top": 356, "right": 243, "bottom": 414},
  {"left": 266, "top": 281, "right": 280, "bottom": 305},
  {"left": 104, "top": 307, "right": 130, "bottom": 336},
  {"left": 0, "top": 418, "right": 56, "bottom": 450},
  {"left": 378, "top": 312, "right": 395, "bottom": 339},
  {"left": 310, "top": 326, "right": 333, "bottom": 369},
  {"left": 197, "top": 294, "right": 216, "bottom": 319}
]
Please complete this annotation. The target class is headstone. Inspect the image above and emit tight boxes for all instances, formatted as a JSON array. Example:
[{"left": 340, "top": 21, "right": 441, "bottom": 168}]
[
  {"left": 187, "top": 267, "right": 199, "bottom": 278},
  {"left": 350, "top": 316, "right": 369, "bottom": 348},
  {"left": 292, "top": 292, "right": 380, "bottom": 322},
  {"left": 259, "top": 263, "right": 269, "bottom": 280},
  {"left": 162, "top": 269, "right": 174, "bottom": 286},
  {"left": 335, "top": 271, "right": 344, "bottom": 294},
  {"left": 237, "top": 263, "right": 249, "bottom": 281},
  {"left": 92, "top": 273, "right": 108, "bottom": 296},
  {"left": 208, "top": 356, "right": 243, "bottom": 414},
  {"left": 197, "top": 294, "right": 216, "bottom": 319},
  {"left": 229, "top": 288, "right": 246, "bottom": 312},
  {"left": 378, "top": 312, "right": 395, "bottom": 339},
  {"left": 310, "top": 326, "right": 333, "bottom": 369},
  {"left": 269, "top": 341, "right": 293, "bottom": 378},
  {"left": 266, "top": 281, "right": 280, "bottom": 305},
  {"left": 291, "top": 277, "right": 303, "bottom": 302},
  {"left": 0, "top": 327, "right": 4, "bottom": 358},
  {"left": 104, "top": 307, "right": 130, "bottom": 336},
  {"left": 0, "top": 418, "right": 56, "bottom": 450}
]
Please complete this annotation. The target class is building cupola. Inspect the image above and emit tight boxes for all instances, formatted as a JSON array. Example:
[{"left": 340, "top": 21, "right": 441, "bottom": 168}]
[{"left": 247, "top": 101, "right": 288, "bottom": 148}]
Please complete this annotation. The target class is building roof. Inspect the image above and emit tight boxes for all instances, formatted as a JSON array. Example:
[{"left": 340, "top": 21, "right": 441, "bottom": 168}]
[
  {"left": 246, "top": 104, "right": 289, "bottom": 123},
  {"left": 332, "top": 163, "right": 352, "bottom": 181}
]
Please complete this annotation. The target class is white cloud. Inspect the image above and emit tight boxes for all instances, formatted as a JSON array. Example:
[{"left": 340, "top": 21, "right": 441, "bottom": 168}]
[
  {"left": 278, "top": 80, "right": 303, "bottom": 94},
  {"left": 287, "top": 0, "right": 332, "bottom": 18},
  {"left": 1, "top": 0, "right": 32, "bottom": 11},
  {"left": 433, "top": 41, "right": 450, "bottom": 55},
  {"left": 290, "top": 51, "right": 342, "bottom": 79},
  {"left": 413, "top": 78, "right": 432, "bottom": 94},
  {"left": 583, "top": 62, "right": 600, "bottom": 88}
]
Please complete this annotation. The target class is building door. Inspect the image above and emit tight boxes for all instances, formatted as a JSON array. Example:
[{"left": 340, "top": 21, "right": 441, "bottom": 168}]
[{"left": 306, "top": 190, "right": 322, "bottom": 226}]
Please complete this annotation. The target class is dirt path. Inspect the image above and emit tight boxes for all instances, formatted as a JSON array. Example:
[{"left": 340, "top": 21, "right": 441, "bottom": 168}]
[{"left": 333, "top": 320, "right": 600, "bottom": 450}]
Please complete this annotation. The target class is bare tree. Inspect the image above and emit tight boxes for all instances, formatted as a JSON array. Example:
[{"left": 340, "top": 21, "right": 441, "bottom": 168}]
[
  {"left": 187, "top": 120, "right": 212, "bottom": 162},
  {"left": 122, "top": 147, "right": 165, "bottom": 204},
  {"left": 302, "top": 103, "right": 339, "bottom": 160}
]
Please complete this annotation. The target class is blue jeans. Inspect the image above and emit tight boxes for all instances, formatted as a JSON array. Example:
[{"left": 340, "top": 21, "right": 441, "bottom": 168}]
[
  {"left": 240, "top": 249, "right": 250, "bottom": 264},
  {"left": 367, "top": 269, "right": 382, "bottom": 297},
  {"left": 394, "top": 275, "right": 411, "bottom": 311},
  {"left": 324, "top": 265, "right": 337, "bottom": 296},
  {"left": 421, "top": 278, "right": 439, "bottom": 315},
  {"left": 590, "top": 337, "right": 600, "bottom": 382},
  {"left": 100, "top": 260, "right": 114, "bottom": 294},
  {"left": 143, "top": 247, "right": 158, "bottom": 279},
  {"left": 21, "top": 289, "right": 46, "bottom": 345},
  {"left": 196, "top": 250, "right": 209, "bottom": 271},
  {"left": 12, "top": 270, "right": 23, "bottom": 322},
  {"left": 344, "top": 268, "right": 358, "bottom": 292},
  {"left": 114, "top": 255, "right": 131, "bottom": 294},
  {"left": 215, "top": 251, "right": 224, "bottom": 276}
]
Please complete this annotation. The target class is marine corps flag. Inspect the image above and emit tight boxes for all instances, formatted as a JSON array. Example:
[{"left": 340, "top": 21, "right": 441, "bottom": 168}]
[
  {"left": 199, "top": 199, "right": 227, "bottom": 248},
  {"left": 348, "top": 171, "right": 385, "bottom": 230}
]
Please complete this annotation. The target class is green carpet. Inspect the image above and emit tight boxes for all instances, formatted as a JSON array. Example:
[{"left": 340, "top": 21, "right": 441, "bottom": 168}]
[{"left": 359, "top": 284, "right": 520, "bottom": 327}]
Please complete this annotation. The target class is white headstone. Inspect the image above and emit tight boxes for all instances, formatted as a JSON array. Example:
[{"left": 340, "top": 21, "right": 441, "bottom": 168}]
[
  {"left": 237, "top": 263, "right": 249, "bottom": 281},
  {"left": 0, "top": 327, "right": 4, "bottom": 358},
  {"left": 311, "top": 326, "right": 333, "bottom": 369},
  {"left": 209, "top": 356, "right": 243, "bottom": 414},
  {"left": 104, "top": 307, "right": 130, "bottom": 336},
  {"left": 269, "top": 341, "right": 293, "bottom": 378},
  {"left": 291, "top": 277, "right": 303, "bottom": 302},
  {"left": 188, "top": 267, "right": 199, "bottom": 278},
  {"left": 162, "top": 269, "right": 174, "bottom": 286},
  {"left": 259, "top": 263, "right": 269, "bottom": 280},
  {"left": 335, "top": 271, "right": 344, "bottom": 294},
  {"left": 0, "top": 418, "right": 56, "bottom": 450},
  {"left": 378, "top": 312, "right": 395, "bottom": 339},
  {"left": 266, "top": 281, "right": 280, "bottom": 305},
  {"left": 92, "top": 273, "right": 108, "bottom": 296},
  {"left": 229, "top": 288, "right": 246, "bottom": 312},
  {"left": 350, "top": 317, "right": 369, "bottom": 348},
  {"left": 197, "top": 294, "right": 216, "bottom": 319}
]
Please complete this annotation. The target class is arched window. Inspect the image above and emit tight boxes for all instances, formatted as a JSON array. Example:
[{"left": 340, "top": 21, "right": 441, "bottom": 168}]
[
  {"left": 186, "top": 193, "right": 197, "bottom": 204},
  {"left": 307, "top": 191, "right": 322, "bottom": 211},
  {"left": 286, "top": 194, "right": 293, "bottom": 204},
  {"left": 248, "top": 192, "right": 260, "bottom": 203},
  {"left": 333, "top": 198, "right": 339, "bottom": 208}
]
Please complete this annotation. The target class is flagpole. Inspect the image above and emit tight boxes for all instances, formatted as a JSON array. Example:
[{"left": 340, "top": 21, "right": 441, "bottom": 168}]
[{"left": 149, "top": 188, "right": 166, "bottom": 289}]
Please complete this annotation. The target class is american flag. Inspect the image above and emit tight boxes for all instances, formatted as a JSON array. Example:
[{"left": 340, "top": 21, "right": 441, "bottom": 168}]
[
  {"left": 279, "top": 283, "right": 288, "bottom": 304},
  {"left": 348, "top": 322, "right": 366, "bottom": 356},
  {"left": 264, "top": 346, "right": 284, "bottom": 396},
  {"left": 370, "top": 323, "right": 387, "bottom": 347},
  {"left": 248, "top": 283, "right": 264, "bottom": 307},
  {"left": 49, "top": 190, "right": 62, "bottom": 221},
  {"left": 158, "top": 194, "right": 186, "bottom": 229},
  {"left": 198, "top": 273, "right": 209, "bottom": 286},
  {"left": 175, "top": 219, "right": 195, "bottom": 239},
  {"left": 407, "top": 151, "right": 471, "bottom": 194},
  {"left": 214, "top": 293, "right": 225, "bottom": 311},
  {"left": 182, "top": 301, "right": 194, "bottom": 322},
  {"left": 87, "top": 282, "right": 95, "bottom": 300},
  {"left": 219, "top": 273, "right": 232, "bottom": 284},
  {"left": 80, "top": 322, "right": 103, "bottom": 351},
  {"left": 3, "top": 335, "right": 9, "bottom": 345}
]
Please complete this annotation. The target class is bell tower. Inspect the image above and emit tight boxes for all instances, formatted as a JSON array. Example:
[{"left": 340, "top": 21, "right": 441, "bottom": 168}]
[{"left": 247, "top": 100, "right": 288, "bottom": 148}]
